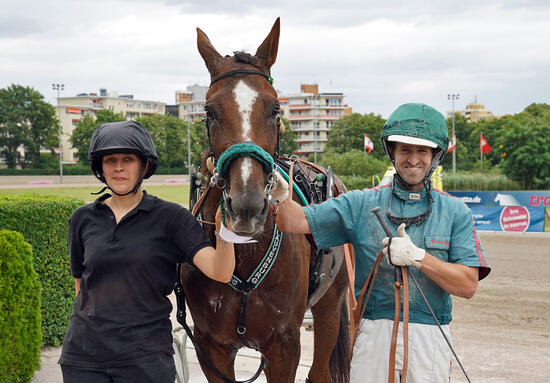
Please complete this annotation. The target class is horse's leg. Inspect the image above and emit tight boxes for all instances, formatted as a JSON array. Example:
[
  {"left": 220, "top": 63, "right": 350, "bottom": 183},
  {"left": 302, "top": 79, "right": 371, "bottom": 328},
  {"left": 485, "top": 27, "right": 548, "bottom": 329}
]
[
  {"left": 262, "top": 324, "right": 302, "bottom": 383},
  {"left": 193, "top": 328, "right": 237, "bottom": 383},
  {"left": 309, "top": 263, "right": 351, "bottom": 383}
]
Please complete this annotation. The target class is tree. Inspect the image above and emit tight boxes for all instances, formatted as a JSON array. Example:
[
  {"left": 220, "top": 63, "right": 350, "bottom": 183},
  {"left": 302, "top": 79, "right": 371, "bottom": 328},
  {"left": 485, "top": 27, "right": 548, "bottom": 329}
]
[
  {"left": 324, "top": 113, "right": 386, "bottom": 161},
  {"left": 320, "top": 149, "right": 388, "bottom": 178},
  {"left": 499, "top": 104, "right": 550, "bottom": 189},
  {"left": 442, "top": 114, "right": 472, "bottom": 171},
  {"left": 279, "top": 116, "right": 298, "bottom": 156},
  {"left": 70, "top": 110, "right": 125, "bottom": 165},
  {"left": 0, "top": 85, "right": 57, "bottom": 168},
  {"left": 137, "top": 114, "right": 186, "bottom": 169}
]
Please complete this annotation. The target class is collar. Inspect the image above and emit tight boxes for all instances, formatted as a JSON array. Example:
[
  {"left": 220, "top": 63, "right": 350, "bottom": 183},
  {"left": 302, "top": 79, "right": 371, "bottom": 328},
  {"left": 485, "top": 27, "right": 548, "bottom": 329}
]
[
  {"left": 92, "top": 190, "right": 155, "bottom": 212},
  {"left": 391, "top": 179, "right": 429, "bottom": 202}
]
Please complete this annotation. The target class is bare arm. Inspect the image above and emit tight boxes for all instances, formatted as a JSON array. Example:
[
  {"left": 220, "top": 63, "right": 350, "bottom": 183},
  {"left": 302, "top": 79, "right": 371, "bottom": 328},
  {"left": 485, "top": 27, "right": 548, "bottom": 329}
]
[
  {"left": 419, "top": 254, "right": 479, "bottom": 299},
  {"left": 75, "top": 278, "right": 81, "bottom": 296},
  {"left": 274, "top": 197, "right": 311, "bottom": 234},
  {"left": 192, "top": 208, "right": 235, "bottom": 283},
  {"left": 193, "top": 238, "right": 235, "bottom": 283}
]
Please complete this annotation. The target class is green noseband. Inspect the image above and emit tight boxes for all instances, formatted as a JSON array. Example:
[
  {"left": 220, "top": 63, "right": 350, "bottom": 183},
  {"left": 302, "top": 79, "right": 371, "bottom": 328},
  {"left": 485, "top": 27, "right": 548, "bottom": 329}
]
[{"left": 216, "top": 142, "right": 275, "bottom": 178}]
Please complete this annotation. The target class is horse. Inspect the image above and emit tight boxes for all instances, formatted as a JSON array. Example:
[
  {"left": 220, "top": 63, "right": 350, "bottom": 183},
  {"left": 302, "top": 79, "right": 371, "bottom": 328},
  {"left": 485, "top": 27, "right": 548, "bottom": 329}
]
[{"left": 180, "top": 18, "right": 351, "bottom": 383}]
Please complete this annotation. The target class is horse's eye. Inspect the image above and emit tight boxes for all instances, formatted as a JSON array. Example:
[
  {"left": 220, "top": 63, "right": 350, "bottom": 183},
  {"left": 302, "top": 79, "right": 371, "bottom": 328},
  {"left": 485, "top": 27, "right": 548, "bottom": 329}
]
[{"left": 271, "top": 104, "right": 280, "bottom": 117}]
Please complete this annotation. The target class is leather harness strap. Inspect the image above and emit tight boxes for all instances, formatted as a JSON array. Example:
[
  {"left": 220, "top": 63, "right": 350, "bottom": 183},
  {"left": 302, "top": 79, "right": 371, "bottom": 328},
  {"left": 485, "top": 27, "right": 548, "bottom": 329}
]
[
  {"left": 388, "top": 267, "right": 409, "bottom": 383},
  {"left": 352, "top": 255, "right": 410, "bottom": 383}
]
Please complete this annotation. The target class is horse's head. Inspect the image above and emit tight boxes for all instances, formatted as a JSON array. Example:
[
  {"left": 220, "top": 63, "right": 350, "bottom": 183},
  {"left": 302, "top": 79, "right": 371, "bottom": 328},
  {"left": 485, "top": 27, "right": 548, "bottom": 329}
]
[{"left": 197, "top": 18, "right": 281, "bottom": 237}]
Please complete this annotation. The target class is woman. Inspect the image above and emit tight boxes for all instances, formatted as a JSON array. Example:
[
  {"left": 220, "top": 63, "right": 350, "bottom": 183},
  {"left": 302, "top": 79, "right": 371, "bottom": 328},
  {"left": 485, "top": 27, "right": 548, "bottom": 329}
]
[{"left": 58, "top": 121, "right": 235, "bottom": 382}]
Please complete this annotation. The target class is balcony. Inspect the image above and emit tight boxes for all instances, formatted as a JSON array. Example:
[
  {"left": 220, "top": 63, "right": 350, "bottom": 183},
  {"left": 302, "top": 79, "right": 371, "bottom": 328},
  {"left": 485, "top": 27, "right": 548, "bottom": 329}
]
[{"left": 289, "top": 114, "right": 342, "bottom": 121}]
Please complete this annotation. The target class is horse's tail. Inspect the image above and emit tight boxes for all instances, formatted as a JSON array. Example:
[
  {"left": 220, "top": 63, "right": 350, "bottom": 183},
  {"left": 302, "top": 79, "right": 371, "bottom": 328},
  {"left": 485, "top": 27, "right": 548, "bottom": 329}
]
[{"left": 329, "top": 298, "right": 351, "bottom": 383}]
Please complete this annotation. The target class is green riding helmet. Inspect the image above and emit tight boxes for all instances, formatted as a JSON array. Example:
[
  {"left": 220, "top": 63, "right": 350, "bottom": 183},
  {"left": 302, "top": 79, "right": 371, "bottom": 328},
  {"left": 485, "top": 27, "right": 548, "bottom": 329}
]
[{"left": 381, "top": 103, "right": 449, "bottom": 161}]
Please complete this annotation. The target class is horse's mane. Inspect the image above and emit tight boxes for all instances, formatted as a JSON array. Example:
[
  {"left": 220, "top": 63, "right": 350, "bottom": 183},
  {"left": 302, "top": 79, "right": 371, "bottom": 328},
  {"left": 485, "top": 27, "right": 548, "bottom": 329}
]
[{"left": 233, "top": 51, "right": 263, "bottom": 71}]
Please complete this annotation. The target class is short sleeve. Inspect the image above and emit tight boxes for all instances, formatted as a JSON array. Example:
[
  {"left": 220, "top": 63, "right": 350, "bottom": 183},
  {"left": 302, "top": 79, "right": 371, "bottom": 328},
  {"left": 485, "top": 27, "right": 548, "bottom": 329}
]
[
  {"left": 449, "top": 207, "right": 491, "bottom": 280},
  {"left": 68, "top": 210, "right": 85, "bottom": 278},
  {"left": 304, "top": 190, "right": 363, "bottom": 249},
  {"left": 171, "top": 208, "right": 212, "bottom": 264}
]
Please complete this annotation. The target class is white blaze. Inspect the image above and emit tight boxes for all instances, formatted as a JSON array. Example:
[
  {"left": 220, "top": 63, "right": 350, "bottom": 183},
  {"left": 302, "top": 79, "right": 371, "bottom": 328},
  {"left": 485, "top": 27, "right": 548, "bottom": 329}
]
[{"left": 233, "top": 80, "right": 258, "bottom": 186}]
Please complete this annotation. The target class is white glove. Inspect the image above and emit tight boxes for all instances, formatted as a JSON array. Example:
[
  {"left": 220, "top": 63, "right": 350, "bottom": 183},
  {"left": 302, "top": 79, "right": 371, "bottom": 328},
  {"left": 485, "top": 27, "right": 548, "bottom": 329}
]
[
  {"left": 270, "top": 171, "right": 289, "bottom": 203},
  {"left": 381, "top": 223, "right": 425, "bottom": 268}
]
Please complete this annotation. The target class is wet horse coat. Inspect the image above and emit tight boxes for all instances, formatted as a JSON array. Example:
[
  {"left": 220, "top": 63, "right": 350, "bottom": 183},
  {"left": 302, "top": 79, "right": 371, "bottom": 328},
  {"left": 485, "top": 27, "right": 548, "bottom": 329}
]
[{"left": 181, "top": 18, "right": 351, "bottom": 383}]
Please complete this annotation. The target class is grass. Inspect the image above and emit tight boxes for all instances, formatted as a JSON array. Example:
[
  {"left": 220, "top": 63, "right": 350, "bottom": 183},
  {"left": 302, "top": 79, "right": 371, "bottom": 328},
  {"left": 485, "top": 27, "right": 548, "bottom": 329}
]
[{"left": 0, "top": 185, "right": 190, "bottom": 206}]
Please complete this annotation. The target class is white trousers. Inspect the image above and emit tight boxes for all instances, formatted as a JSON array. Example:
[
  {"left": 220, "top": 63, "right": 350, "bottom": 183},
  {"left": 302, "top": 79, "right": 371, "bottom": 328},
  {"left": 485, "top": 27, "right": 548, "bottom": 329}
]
[{"left": 351, "top": 319, "right": 452, "bottom": 383}]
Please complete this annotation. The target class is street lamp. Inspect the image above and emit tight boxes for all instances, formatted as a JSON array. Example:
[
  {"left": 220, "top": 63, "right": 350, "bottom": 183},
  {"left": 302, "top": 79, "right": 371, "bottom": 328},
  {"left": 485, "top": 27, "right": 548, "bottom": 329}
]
[
  {"left": 447, "top": 93, "right": 459, "bottom": 174},
  {"left": 52, "top": 83, "right": 64, "bottom": 184}
]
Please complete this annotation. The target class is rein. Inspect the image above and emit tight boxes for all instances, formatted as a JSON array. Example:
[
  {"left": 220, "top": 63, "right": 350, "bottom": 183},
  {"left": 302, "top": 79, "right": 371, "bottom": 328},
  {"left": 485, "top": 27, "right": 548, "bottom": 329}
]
[{"left": 210, "top": 69, "right": 274, "bottom": 86}]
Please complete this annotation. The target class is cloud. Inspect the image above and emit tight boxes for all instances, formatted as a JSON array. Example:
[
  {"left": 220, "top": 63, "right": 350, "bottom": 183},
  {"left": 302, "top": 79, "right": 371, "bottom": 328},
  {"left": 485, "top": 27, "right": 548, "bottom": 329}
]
[{"left": 1, "top": 0, "right": 549, "bottom": 118}]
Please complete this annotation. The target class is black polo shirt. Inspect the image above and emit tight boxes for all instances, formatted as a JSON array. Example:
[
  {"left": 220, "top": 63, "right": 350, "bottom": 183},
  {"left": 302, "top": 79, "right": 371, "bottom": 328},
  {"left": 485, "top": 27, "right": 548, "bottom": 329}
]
[{"left": 59, "top": 192, "right": 211, "bottom": 368}]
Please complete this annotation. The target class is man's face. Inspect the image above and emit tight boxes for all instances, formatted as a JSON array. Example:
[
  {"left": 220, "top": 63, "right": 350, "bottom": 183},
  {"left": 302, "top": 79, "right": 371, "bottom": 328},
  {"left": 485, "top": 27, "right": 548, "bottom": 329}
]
[{"left": 391, "top": 142, "right": 435, "bottom": 191}]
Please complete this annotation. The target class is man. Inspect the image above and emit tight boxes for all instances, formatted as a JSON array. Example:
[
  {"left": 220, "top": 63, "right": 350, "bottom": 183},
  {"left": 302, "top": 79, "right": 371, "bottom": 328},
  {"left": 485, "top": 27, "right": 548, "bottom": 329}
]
[{"left": 273, "top": 103, "right": 490, "bottom": 382}]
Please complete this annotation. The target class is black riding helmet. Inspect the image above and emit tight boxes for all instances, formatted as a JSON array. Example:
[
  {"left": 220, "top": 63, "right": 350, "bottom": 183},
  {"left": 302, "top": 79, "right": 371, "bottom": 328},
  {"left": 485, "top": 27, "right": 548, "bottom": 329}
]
[{"left": 89, "top": 121, "right": 157, "bottom": 195}]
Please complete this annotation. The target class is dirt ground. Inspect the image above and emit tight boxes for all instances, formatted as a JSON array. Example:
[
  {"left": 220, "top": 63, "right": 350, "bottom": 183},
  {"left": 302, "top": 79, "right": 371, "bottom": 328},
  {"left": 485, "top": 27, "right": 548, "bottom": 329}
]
[{"left": 449, "top": 231, "right": 550, "bottom": 383}]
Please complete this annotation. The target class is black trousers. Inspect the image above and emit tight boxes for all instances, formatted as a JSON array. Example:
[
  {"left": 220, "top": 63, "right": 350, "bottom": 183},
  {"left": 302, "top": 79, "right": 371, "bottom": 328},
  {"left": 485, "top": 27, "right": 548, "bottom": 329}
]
[{"left": 60, "top": 354, "right": 176, "bottom": 383}]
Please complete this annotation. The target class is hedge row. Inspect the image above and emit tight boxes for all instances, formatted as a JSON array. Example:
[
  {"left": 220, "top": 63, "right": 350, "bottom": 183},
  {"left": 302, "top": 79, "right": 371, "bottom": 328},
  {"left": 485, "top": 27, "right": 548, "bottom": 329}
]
[
  {"left": 0, "top": 230, "right": 42, "bottom": 383},
  {"left": 0, "top": 194, "right": 85, "bottom": 346}
]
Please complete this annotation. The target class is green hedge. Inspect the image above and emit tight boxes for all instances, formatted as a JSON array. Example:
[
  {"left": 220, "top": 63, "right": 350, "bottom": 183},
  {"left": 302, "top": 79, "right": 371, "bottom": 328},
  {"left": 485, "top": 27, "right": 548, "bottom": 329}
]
[
  {"left": 339, "top": 175, "right": 375, "bottom": 191},
  {"left": 0, "top": 230, "right": 42, "bottom": 383},
  {"left": 0, "top": 195, "right": 85, "bottom": 346}
]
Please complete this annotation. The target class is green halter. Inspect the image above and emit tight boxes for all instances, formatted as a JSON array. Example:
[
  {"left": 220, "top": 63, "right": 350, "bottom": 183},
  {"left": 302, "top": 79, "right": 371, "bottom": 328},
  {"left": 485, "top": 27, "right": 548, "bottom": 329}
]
[{"left": 216, "top": 142, "right": 275, "bottom": 178}]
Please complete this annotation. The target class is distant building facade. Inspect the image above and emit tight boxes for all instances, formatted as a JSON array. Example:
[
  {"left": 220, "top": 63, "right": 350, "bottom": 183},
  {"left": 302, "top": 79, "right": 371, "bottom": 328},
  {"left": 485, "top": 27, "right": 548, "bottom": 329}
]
[
  {"left": 452, "top": 98, "right": 495, "bottom": 123},
  {"left": 54, "top": 88, "right": 165, "bottom": 163},
  {"left": 168, "top": 85, "right": 208, "bottom": 123},
  {"left": 279, "top": 84, "right": 352, "bottom": 158}
]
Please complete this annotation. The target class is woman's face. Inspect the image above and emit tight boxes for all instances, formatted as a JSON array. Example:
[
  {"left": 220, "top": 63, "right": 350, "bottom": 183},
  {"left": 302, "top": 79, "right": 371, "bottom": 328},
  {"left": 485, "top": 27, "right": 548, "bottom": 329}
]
[{"left": 102, "top": 153, "right": 145, "bottom": 195}]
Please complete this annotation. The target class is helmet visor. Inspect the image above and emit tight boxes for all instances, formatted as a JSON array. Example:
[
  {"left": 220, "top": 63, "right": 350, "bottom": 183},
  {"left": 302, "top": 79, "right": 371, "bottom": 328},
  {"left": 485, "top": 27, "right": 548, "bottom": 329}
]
[{"left": 387, "top": 135, "right": 438, "bottom": 148}]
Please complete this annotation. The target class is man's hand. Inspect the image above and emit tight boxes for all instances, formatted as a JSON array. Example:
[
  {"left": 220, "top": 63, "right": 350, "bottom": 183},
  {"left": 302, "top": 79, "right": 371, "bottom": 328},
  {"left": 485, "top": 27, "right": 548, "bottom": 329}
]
[
  {"left": 270, "top": 171, "right": 289, "bottom": 203},
  {"left": 382, "top": 223, "right": 425, "bottom": 268}
]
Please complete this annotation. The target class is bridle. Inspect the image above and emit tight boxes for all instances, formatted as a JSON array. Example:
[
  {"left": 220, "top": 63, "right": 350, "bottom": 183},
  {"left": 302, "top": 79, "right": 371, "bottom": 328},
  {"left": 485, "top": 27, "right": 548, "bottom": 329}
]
[
  {"left": 203, "top": 68, "right": 281, "bottom": 201},
  {"left": 204, "top": 68, "right": 281, "bottom": 172}
]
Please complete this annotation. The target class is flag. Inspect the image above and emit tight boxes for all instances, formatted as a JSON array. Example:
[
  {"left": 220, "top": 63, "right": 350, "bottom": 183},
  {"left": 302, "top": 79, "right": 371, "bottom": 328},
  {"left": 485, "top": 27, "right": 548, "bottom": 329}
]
[
  {"left": 364, "top": 134, "right": 374, "bottom": 153},
  {"left": 446, "top": 134, "right": 456, "bottom": 153},
  {"left": 480, "top": 133, "right": 492, "bottom": 154}
]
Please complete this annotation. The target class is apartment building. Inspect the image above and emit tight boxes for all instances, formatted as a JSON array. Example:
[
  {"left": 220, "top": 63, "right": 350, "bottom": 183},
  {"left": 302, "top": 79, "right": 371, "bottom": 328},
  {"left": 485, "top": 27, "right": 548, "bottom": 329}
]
[
  {"left": 54, "top": 88, "right": 165, "bottom": 163},
  {"left": 168, "top": 85, "right": 208, "bottom": 122},
  {"left": 279, "top": 84, "right": 351, "bottom": 159}
]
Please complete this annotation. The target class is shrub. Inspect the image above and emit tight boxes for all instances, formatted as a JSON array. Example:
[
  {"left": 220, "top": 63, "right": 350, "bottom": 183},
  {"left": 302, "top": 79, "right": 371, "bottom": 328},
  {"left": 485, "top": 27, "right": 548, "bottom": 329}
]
[
  {"left": 0, "top": 195, "right": 85, "bottom": 346},
  {"left": 339, "top": 175, "right": 375, "bottom": 191},
  {"left": 0, "top": 230, "right": 42, "bottom": 383}
]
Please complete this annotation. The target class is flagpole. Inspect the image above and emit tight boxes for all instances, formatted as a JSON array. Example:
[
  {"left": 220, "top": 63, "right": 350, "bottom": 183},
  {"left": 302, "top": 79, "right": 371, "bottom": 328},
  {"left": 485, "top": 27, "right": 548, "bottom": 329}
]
[
  {"left": 448, "top": 93, "right": 459, "bottom": 174},
  {"left": 480, "top": 133, "right": 483, "bottom": 163}
]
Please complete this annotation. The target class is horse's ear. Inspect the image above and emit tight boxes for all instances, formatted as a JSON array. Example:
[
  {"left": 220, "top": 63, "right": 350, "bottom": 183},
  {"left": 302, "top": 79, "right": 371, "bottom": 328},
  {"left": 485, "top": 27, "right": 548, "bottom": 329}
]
[
  {"left": 255, "top": 17, "right": 280, "bottom": 71},
  {"left": 197, "top": 27, "right": 223, "bottom": 76}
]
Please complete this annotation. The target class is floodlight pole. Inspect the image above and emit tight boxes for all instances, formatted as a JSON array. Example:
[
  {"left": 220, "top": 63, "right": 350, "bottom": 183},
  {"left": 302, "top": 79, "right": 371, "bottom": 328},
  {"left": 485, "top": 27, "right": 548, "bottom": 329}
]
[
  {"left": 448, "top": 93, "right": 459, "bottom": 174},
  {"left": 52, "top": 83, "right": 64, "bottom": 184}
]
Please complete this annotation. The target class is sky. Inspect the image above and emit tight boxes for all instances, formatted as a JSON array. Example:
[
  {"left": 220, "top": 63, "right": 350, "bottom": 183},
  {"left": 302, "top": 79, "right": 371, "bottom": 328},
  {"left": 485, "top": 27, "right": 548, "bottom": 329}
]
[{"left": 1, "top": 0, "right": 549, "bottom": 118}]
